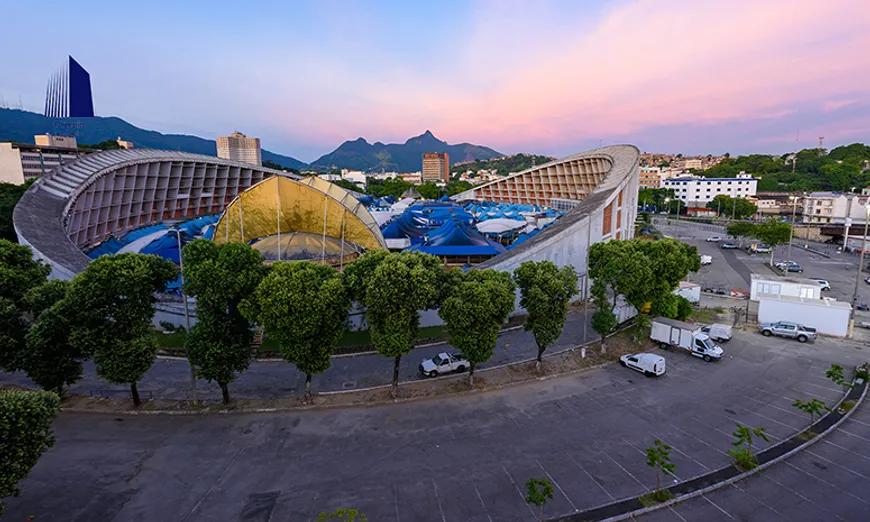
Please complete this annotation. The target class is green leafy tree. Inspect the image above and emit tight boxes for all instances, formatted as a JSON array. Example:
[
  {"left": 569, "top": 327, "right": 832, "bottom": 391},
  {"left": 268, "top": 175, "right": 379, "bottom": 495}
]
[
  {"left": 347, "top": 251, "right": 445, "bottom": 397},
  {"left": 24, "top": 279, "right": 70, "bottom": 319},
  {"left": 365, "top": 177, "right": 414, "bottom": 199},
  {"left": 242, "top": 261, "right": 350, "bottom": 399},
  {"left": 525, "top": 477, "right": 555, "bottom": 522},
  {"left": 513, "top": 261, "right": 579, "bottom": 372},
  {"left": 317, "top": 508, "right": 368, "bottom": 522},
  {"left": 0, "top": 179, "right": 36, "bottom": 243},
  {"left": 0, "top": 390, "right": 61, "bottom": 515},
  {"left": 727, "top": 423, "right": 770, "bottom": 470},
  {"left": 706, "top": 195, "right": 758, "bottom": 220},
  {"left": 752, "top": 219, "right": 792, "bottom": 266},
  {"left": 445, "top": 180, "right": 473, "bottom": 196},
  {"left": 726, "top": 221, "right": 756, "bottom": 248},
  {"left": 645, "top": 439, "right": 676, "bottom": 501},
  {"left": 825, "top": 363, "right": 853, "bottom": 391},
  {"left": 65, "top": 253, "right": 177, "bottom": 406},
  {"left": 590, "top": 281, "right": 618, "bottom": 351},
  {"left": 439, "top": 269, "right": 515, "bottom": 387},
  {"left": 675, "top": 295, "right": 693, "bottom": 321},
  {"left": 0, "top": 240, "right": 51, "bottom": 371},
  {"left": 417, "top": 181, "right": 441, "bottom": 200},
  {"left": 182, "top": 240, "right": 267, "bottom": 404},
  {"left": 792, "top": 398, "right": 829, "bottom": 429},
  {"left": 332, "top": 179, "right": 363, "bottom": 192},
  {"left": 22, "top": 303, "right": 86, "bottom": 396}
]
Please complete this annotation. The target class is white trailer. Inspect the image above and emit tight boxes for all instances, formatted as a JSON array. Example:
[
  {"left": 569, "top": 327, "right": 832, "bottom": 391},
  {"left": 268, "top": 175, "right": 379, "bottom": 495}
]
[
  {"left": 614, "top": 295, "right": 639, "bottom": 326},
  {"left": 757, "top": 295, "right": 850, "bottom": 337},
  {"left": 650, "top": 318, "right": 724, "bottom": 362},
  {"left": 674, "top": 281, "right": 701, "bottom": 304}
]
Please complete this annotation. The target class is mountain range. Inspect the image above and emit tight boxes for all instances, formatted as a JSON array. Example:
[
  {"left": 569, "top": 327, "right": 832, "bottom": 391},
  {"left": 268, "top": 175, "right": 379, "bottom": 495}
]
[
  {"left": 0, "top": 109, "right": 503, "bottom": 172},
  {"left": 309, "top": 130, "right": 503, "bottom": 172}
]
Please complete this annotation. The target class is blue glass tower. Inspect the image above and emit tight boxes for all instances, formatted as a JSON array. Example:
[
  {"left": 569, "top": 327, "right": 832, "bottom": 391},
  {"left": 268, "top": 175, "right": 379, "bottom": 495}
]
[{"left": 44, "top": 56, "right": 94, "bottom": 118}]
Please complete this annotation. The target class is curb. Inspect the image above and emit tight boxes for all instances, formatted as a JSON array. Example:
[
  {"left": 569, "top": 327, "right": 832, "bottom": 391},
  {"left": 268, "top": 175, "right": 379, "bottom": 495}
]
[{"left": 588, "top": 378, "right": 868, "bottom": 522}]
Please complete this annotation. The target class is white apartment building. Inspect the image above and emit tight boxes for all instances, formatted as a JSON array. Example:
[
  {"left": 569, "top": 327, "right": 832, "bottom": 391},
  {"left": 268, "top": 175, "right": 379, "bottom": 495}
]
[
  {"left": 663, "top": 172, "right": 757, "bottom": 206},
  {"left": 0, "top": 140, "right": 84, "bottom": 184},
  {"left": 802, "top": 192, "right": 870, "bottom": 225},
  {"left": 341, "top": 169, "right": 367, "bottom": 188},
  {"left": 216, "top": 131, "right": 261, "bottom": 166}
]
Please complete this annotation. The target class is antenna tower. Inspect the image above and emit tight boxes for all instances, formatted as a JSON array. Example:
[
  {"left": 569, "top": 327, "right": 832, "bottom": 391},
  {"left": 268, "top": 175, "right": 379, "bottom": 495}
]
[{"left": 818, "top": 136, "right": 824, "bottom": 156}]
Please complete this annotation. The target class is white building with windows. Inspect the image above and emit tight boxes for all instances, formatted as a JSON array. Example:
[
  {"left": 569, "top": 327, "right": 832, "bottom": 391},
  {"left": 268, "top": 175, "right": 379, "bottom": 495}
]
[
  {"left": 663, "top": 172, "right": 757, "bottom": 207},
  {"left": 750, "top": 274, "right": 822, "bottom": 301},
  {"left": 801, "top": 192, "right": 870, "bottom": 226},
  {"left": 0, "top": 140, "right": 85, "bottom": 184},
  {"left": 216, "top": 131, "right": 262, "bottom": 166}
]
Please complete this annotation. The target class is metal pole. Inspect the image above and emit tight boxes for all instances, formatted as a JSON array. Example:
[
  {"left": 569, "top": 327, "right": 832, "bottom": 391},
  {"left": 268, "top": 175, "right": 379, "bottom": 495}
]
[
  {"left": 276, "top": 177, "right": 282, "bottom": 261},
  {"left": 583, "top": 214, "right": 592, "bottom": 346},
  {"left": 786, "top": 197, "right": 797, "bottom": 269},
  {"left": 849, "top": 210, "right": 869, "bottom": 337},
  {"left": 176, "top": 229, "right": 197, "bottom": 404}
]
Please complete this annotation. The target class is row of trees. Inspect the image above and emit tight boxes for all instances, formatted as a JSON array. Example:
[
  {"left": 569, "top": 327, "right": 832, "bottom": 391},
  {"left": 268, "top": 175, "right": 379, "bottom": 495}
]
[
  {"left": 1, "top": 237, "right": 581, "bottom": 404},
  {"left": 726, "top": 219, "right": 792, "bottom": 266}
]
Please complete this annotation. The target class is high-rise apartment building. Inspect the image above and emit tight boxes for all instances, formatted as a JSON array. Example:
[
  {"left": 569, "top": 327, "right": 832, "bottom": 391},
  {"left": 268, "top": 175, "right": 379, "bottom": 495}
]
[
  {"left": 44, "top": 56, "right": 95, "bottom": 118},
  {"left": 0, "top": 135, "right": 87, "bottom": 184},
  {"left": 422, "top": 152, "right": 449, "bottom": 182},
  {"left": 216, "top": 131, "right": 262, "bottom": 166}
]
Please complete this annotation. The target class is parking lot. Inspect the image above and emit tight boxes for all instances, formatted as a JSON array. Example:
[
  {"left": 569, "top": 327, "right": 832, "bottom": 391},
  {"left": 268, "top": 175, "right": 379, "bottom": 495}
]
[{"left": 5, "top": 331, "right": 868, "bottom": 521}]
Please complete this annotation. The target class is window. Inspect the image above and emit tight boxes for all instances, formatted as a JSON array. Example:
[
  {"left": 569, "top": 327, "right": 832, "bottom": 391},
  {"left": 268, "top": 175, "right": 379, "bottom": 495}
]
[
  {"left": 758, "top": 283, "right": 781, "bottom": 295},
  {"left": 799, "top": 287, "right": 813, "bottom": 299}
]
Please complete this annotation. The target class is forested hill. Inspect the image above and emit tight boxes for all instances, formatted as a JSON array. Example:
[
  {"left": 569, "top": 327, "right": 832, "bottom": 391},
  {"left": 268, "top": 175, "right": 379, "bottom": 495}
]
[
  {"left": 696, "top": 143, "right": 870, "bottom": 191},
  {"left": 451, "top": 153, "right": 556, "bottom": 175}
]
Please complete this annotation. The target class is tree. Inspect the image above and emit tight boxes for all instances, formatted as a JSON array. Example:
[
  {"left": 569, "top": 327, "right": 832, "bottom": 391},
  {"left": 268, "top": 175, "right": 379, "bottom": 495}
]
[
  {"left": 675, "top": 295, "right": 693, "bottom": 321},
  {"left": 0, "top": 179, "right": 36, "bottom": 243},
  {"left": 706, "top": 195, "right": 758, "bottom": 220},
  {"left": 753, "top": 219, "right": 792, "bottom": 266},
  {"left": 0, "top": 390, "right": 61, "bottom": 515},
  {"left": 332, "top": 179, "right": 363, "bottom": 192},
  {"left": 241, "top": 261, "right": 350, "bottom": 399},
  {"left": 590, "top": 282, "right": 618, "bottom": 352},
  {"left": 726, "top": 221, "right": 756, "bottom": 248},
  {"left": 64, "top": 253, "right": 177, "bottom": 406},
  {"left": 24, "top": 279, "right": 70, "bottom": 319},
  {"left": 182, "top": 240, "right": 267, "bottom": 404},
  {"left": 346, "top": 251, "right": 445, "bottom": 397},
  {"left": 439, "top": 269, "right": 515, "bottom": 387},
  {"left": 0, "top": 240, "right": 51, "bottom": 372},
  {"left": 525, "top": 477, "right": 555, "bottom": 522},
  {"left": 792, "top": 398, "right": 829, "bottom": 429},
  {"left": 727, "top": 423, "right": 770, "bottom": 470},
  {"left": 513, "top": 261, "right": 579, "bottom": 372},
  {"left": 416, "top": 181, "right": 441, "bottom": 200},
  {"left": 826, "top": 363, "right": 853, "bottom": 391},
  {"left": 445, "top": 180, "right": 473, "bottom": 196},
  {"left": 645, "top": 439, "right": 676, "bottom": 502},
  {"left": 317, "top": 508, "right": 368, "bottom": 522}
]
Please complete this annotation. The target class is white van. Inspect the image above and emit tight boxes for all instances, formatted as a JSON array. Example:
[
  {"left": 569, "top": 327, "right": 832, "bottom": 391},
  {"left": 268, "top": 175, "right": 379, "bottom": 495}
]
[
  {"left": 700, "top": 323, "right": 733, "bottom": 342},
  {"left": 619, "top": 353, "right": 666, "bottom": 377}
]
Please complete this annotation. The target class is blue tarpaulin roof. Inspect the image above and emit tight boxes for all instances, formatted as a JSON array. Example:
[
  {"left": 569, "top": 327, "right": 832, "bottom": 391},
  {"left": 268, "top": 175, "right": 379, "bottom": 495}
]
[{"left": 406, "top": 218, "right": 506, "bottom": 256}]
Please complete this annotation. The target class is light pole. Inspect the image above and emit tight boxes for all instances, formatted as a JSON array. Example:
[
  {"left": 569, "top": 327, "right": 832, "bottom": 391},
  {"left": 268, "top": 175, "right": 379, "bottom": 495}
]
[
  {"left": 849, "top": 207, "right": 870, "bottom": 337},
  {"left": 785, "top": 195, "right": 799, "bottom": 269},
  {"left": 173, "top": 228, "right": 197, "bottom": 404}
]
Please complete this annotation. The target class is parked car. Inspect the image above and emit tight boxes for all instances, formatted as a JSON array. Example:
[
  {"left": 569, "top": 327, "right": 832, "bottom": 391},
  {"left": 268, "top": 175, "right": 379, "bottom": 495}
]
[
  {"left": 419, "top": 352, "right": 469, "bottom": 377},
  {"left": 813, "top": 279, "right": 831, "bottom": 291},
  {"left": 699, "top": 255, "right": 712, "bottom": 266},
  {"left": 721, "top": 243, "right": 739, "bottom": 250},
  {"left": 706, "top": 236, "right": 722, "bottom": 242},
  {"left": 700, "top": 323, "right": 733, "bottom": 342},
  {"left": 749, "top": 244, "right": 771, "bottom": 254},
  {"left": 774, "top": 261, "right": 803, "bottom": 273},
  {"left": 650, "top": 318, "right": 724, "bottom": 362},
  {"left": 865, "top": 276, "right": 870, "bottom": 285},
  {"left": 619, "top": 353, "right": 666, "bottom": 377},
  {"left": 857, "top": 303, "right": 870, "bottom": 312},
  {"left": 759, "top": 321, "right": 817, "bottom": 343}
]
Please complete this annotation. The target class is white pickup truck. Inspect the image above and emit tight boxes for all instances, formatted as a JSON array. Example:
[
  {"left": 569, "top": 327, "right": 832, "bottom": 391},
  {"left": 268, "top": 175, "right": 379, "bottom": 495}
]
[
  {"left": 419, "top": 352, "right": 469, "bottom": 377},
  {"left": 650, "top": 318, "right": 724, "bottom": 362}
]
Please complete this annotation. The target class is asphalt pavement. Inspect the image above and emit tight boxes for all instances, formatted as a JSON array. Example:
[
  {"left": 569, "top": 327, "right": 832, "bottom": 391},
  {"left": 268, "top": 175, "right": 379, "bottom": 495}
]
[{"left": 4, "top": 331, "right": 868, "bottom": 521}]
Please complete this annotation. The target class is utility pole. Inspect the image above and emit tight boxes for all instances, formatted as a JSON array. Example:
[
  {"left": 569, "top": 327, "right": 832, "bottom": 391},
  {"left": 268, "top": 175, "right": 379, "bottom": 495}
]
[
  {"left": 175, "top": 229, "right": 197, "bottom": 404},
  {"left": 818, "top": 137, "right": 825, "bottom": 156},
  {"left": 786, "top": 195, "right": 799, "bottom": 270},
  {"left": 849, "top": 207, "right": 870, "bottom": 337}
]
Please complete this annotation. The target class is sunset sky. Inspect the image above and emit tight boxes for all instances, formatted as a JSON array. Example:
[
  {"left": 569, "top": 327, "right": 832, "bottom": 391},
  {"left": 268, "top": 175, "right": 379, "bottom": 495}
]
[{"left": 1, "top": 0, "right": 868, "bottom": 162}]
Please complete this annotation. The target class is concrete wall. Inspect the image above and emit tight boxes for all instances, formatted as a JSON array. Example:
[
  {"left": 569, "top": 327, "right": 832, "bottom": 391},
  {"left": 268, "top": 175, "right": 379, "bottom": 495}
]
[{"left": 758, "top": 296, "right": 850, "bottom": 337}]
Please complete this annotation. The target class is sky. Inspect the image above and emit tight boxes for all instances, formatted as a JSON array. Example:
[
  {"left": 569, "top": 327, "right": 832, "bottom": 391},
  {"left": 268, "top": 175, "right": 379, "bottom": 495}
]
[{"left": 1, "top": 0, "right": 869, "bottom": 163}]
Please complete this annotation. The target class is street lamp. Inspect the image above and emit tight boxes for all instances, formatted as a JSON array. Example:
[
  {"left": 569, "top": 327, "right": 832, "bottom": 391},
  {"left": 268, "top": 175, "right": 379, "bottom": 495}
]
[
  {"left": 849, "top": 206, "right": 870, "bottom": 337},
  {"left": 785, "top": 195, "right": 800, "bottom": 269},
  {"left": 171, "top": 228, "right": 198, "bottom": 403}
]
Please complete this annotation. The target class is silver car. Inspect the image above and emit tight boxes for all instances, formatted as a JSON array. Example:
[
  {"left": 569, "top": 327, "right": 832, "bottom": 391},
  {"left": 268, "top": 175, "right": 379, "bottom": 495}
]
[{"left": 760, "top": 321, "right": 817, "bottom": 343}]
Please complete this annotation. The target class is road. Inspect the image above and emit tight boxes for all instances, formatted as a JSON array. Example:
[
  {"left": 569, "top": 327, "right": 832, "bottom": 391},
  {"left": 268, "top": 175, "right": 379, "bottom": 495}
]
[{"left": 5, "top": 332, "right": 867, "bottom": 521}]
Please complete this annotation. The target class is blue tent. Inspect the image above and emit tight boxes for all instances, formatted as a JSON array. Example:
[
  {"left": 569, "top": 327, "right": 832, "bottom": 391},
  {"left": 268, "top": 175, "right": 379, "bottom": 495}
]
[
  {"left": 140, "top": 231, "right": 194, "bottom": 263},
  {"left": 87, "top": 237, "right": 125, "bottom": 259},
  {"left": 407, "top": 219, "right": 506, "bottom": 256},
  {"left": 381, "top": 211, "right": 427, "bottom": 239}
]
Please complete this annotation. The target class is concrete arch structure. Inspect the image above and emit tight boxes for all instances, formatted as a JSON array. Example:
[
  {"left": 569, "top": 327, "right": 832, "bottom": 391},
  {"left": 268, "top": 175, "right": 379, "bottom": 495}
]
[{"left": 14, "top": 149, "right": 301, "bottom": 279}]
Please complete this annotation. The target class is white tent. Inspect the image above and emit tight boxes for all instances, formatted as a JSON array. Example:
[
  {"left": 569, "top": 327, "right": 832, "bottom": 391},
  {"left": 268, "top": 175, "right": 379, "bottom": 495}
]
[{"left": 475, "top": 218, "right": 528, "bottom": 235}]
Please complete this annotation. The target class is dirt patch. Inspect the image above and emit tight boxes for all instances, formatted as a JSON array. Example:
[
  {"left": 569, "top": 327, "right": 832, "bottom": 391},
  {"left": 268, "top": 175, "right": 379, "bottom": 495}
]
[{"left": 48, "top": 332, "right": 645, "bottom": 415}]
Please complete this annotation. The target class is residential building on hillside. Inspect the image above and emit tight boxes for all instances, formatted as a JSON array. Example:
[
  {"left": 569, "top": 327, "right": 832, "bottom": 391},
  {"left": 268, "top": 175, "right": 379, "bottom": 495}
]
[
  {"left": 34, "top": 134, "right": 77, "bottom": 150},
  {"left": 684, "top": 159, "right": 703, "bottom": 170},
  {"left": 341, "top": 169, "right": 367, "bottom": 188},
  {"left": 639, "top": 166, "right": 662, "bottom": 188},
  {"left": 422, "top": 152, "right": 449, "bottom": 182},
  {"left": 801, "top": 192, "right": 870, "bottom": 226},
  {"left": 116, "top": 137, "right": 134, "bottom": 149},
  {"left": 216, "top": 131, "right": 261, "bottom": 166},
  {"left": 751, "top": 192, "right": 803, "bottom": 216},
  {"left": 0, "top": 141, "right": 85, "bottom": 184},
  {"left": 663, "top": 172, "right": 757, "bottom": 206}
]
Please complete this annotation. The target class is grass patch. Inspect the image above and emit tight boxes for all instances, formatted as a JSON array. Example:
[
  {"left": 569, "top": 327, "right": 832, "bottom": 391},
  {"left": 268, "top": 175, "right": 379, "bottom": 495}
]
[
  {"left": 638, "top": 489, "right": 675, "bottom": 507},
  {"left": 841, "top": 400, "right": 856, "bottom": 413},
  {"left": 155, "top": 324, "right": 450, "bottom": 352},
  {"left": 690, "top": 309, "right": 718, "bottom": 323},
  {"left": 796, "top": 431, "right": 817, "bottom": 442}
]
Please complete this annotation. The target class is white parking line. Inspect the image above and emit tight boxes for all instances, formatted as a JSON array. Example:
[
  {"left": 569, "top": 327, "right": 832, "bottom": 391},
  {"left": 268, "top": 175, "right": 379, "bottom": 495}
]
[
  {"left": 804, "top": 450, "right": 870, "bottom": 480},
  {"left": 598, "top": 448, "right": 648, "bottom": 490},
  {"left": 651, "top": 432, "right": 713, "bottom": 471},
  {"left": 838, "top": 427, "right": 870, "bottom": 444},
  {"left": 668, "top": 506, "right": 689, "bottom": 522},
  {"left": 669, "top": 424, "right": 729, "bottom": 457},
  {"left": 799, "top": 381, "right": 843, "bottom": 395},
  {"left": 393, "top": 484, "right": 401, "bottom": 522},
  {"left": 753, "top": 387, "right": 800, "bottom": 404},
  {"left": 470, "top": 478, "right": 493, "bottom": 522},
  {"left": 759, "top": 474, "right": 848, "bottom": 522},
  {"left": 844, "top": 416, "right": 870, "bottom": 429},
  {"left": 432, "top": 480, "right": 447, "bottom": 522},
  {"left": 740, "top": 408, "right": 803, "bottom": 431},
  {"left": 784, "top": 461, "right": 870, "bottom": 507},
  {"left": 502, "top": 465, "right": 538, "bottom": 518},
  {"left": 700, "top": 493, "right": 735, "bottom": 519},
  {"left": 565, "top": 452, "right": 614, "bottom": 500},
  {"left": 742, "top": 395, "right": 805, "bottom": 419},
  {"left": 819, "top": 438, "right": 870, "bottom": 463},
  {"left": 692, "top": 416, "right": 738, "bottom": 440},
  {"left": 536, "top": 459, "right": 578, "bottom": 512},
  {"left": 729, "top": 482, "right": 790, "bottom": 521}
]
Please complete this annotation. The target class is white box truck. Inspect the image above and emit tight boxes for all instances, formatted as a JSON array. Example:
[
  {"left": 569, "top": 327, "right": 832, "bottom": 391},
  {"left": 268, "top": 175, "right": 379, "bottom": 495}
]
[
  {"left": 674, "top": 282, "right": 701, "bottom": 305},
  {"left": 650, "top": 317, "right": 724, "bottom": 362}
]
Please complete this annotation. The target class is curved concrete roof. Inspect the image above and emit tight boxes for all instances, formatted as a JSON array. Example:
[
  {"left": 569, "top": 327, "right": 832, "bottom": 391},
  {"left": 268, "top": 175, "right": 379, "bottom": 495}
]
[{"left": 14, "top": 149, "right": 299, "bottom": 279}]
